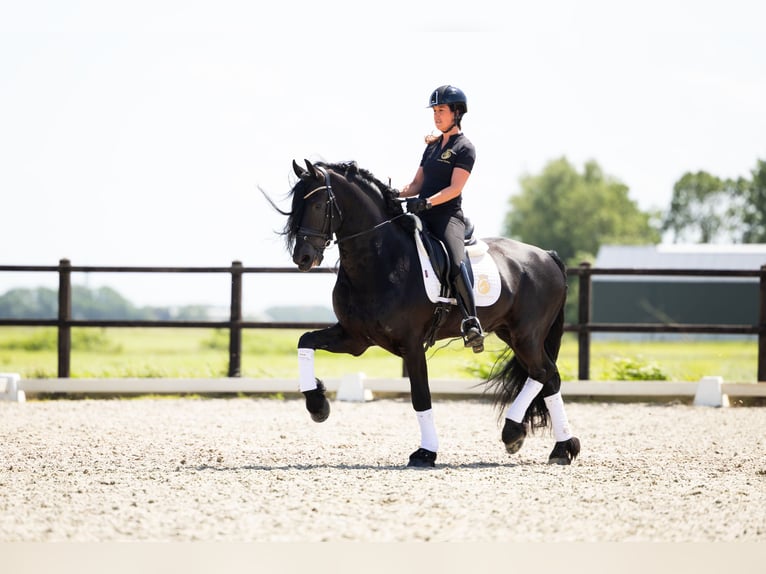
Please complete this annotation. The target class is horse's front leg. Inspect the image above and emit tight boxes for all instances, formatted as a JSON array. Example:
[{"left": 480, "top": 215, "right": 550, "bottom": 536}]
[
  {"left": 298, "top": 323, "right": 369, "bottom": 422},
  {"left": 403, "top": 347, "right": 438, "bottom": 468}
]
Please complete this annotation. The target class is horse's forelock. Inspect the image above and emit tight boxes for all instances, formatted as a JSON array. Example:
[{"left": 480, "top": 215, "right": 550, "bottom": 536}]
[{"left": 282, "top": 176, "right": 311, "bottom": 251}]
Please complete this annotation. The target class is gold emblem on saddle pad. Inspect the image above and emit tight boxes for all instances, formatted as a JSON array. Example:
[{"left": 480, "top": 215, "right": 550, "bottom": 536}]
[{"left": 477, "top": 274, "right": 491, "bottom": 295}]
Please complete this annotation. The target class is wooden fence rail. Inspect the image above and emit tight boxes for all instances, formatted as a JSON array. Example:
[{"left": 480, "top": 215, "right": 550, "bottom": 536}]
[{"left": 2, "top": 259, "right": 766, "bottom": 382}]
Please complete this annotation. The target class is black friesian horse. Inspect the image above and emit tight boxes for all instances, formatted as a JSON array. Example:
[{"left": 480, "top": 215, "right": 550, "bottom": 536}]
[{"left": 267, "top": 159, "right": 580, "bottom": 467}]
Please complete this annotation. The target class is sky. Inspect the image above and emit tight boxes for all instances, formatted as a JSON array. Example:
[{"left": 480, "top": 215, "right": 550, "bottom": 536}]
[{"left": 2, "top": 0, "right": 765, "bottom": 313}]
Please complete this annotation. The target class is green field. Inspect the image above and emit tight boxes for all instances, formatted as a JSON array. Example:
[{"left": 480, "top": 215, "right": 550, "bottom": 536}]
[{"left": 0, "top": 327, "right": 758, "bottom": 382}]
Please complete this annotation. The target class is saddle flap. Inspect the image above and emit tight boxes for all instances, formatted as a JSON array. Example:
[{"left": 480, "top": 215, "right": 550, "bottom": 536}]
[{"left": 412, "top": 223, "right": 500, "bottom": 308}]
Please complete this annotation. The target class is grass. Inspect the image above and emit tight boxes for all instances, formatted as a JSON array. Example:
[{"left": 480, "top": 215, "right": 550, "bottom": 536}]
[{"left": 0, "top": 327, "right": 759, "bottom": 382}]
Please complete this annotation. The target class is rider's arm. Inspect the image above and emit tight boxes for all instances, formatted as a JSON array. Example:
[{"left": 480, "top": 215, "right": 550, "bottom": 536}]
[
  {"left": 400, "top": 167, "right": 425, "bottom": 198},
  {"left": 424, "top": 167, "right": 470, "bottom": 207}
]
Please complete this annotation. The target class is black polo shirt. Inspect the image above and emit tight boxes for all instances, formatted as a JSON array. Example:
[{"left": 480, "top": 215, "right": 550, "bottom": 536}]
[{"left": 418, "top": 132, "right": 476, "bottom": 211}]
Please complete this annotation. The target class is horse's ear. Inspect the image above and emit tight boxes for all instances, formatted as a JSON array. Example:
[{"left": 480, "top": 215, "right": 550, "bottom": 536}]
[
  {"left": 304, "top": 159, "right": 319, "bottom": 179},
  {"left": 292, "top": 159, "right": 307, "bottom": 179}
]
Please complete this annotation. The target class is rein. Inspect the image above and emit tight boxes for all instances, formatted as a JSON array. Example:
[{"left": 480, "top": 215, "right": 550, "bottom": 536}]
[{"left": 335, "top": 212, "right": 408, "bottom": 244}]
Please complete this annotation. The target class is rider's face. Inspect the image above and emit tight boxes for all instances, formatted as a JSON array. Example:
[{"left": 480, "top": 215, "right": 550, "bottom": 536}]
[{"left": 431, "top": 104, "right": 454, "bottom": 131}]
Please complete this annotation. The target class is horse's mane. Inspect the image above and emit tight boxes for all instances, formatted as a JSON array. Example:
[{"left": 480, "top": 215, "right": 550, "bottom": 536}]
[{"left": 281, "top": 161, "right": 404, "bottom": 251}]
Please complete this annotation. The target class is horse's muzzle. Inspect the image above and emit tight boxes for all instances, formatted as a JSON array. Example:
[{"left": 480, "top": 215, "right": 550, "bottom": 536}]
[{"left": 293, "top": 243, "right": 323, "bottom": 271}]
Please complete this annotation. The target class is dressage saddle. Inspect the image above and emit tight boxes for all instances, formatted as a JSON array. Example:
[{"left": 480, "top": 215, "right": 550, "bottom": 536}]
[{"left": 416, "top": 216, "right": 477, "bottom": 289}]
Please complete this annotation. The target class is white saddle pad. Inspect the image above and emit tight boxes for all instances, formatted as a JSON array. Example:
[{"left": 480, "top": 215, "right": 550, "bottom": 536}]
[{"left": 413, "top": 227, "right": 502, "bottom": 307}]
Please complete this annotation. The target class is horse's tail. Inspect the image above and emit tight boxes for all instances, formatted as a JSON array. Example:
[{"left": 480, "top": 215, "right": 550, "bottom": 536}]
[{"left": 486, "top": 249, "right": 567, "bottom": 430}]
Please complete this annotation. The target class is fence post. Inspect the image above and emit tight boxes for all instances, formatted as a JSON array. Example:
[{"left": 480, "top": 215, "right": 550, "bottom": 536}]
[
  {"left": 228, "top": 261, "right": 243, "bottom": 377},
  {"left": 759, "top": 265, "right": 766, "bottom": 382},
  {"left": 58, "top": 258, "right": 72, "bottom": 378},
  {"left": 577, "top": 262, "right": 592, "bottom": 380}
]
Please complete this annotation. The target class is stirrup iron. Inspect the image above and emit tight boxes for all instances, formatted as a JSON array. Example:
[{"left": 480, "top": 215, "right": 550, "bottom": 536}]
[{"left": 461, "top": 317, "right": 484, "bottom": 353}]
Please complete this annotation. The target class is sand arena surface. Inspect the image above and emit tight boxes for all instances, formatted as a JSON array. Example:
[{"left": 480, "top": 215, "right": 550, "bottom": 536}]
[{"left": 1, "top": 397, "right": 765, "bottom": 542}]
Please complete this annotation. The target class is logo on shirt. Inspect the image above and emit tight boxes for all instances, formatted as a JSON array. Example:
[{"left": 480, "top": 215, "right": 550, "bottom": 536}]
[{"left": 440, "top": 149, "right": 454, "bottom": 161}]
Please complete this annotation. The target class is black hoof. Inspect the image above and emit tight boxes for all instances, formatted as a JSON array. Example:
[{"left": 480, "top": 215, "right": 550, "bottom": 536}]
[
  {"left": 548, "top": 437, "right": 581, "bottom": 465},
  {"left": 407, "top": 448, "right": 437, "bottom": 468},
  {"left": 501, "top": 418, "right": 527, "bottom": 455},
  {"left": 303, "top": 379, "right": 330, "bottom": 423}
]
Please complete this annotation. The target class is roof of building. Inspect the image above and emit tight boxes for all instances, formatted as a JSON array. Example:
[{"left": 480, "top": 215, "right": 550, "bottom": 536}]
[{"left": 594, "top": 244, "right": 766, "bottom": 270}]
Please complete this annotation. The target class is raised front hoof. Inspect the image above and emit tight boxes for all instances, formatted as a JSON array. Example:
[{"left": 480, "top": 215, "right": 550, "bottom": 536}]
[
  {"left": 309, "top": 401, "right": 330, "bottom": 423},
  {"left": 303, "top": 380, "right": 331, "bottom": 423},
  {"left": 548, "top": 437, "right": 581, "bottom": 465},
  {"left": 501, "top": 418, "right": 527, "bottom": 455},
  {"left": 407, "top": 448, "right": 437, "bottom": 468}
]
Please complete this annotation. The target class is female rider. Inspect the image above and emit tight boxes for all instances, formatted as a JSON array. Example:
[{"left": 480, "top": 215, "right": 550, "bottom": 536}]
[{"left": 398, "top": 84, "right": 484, "bottom": 353}]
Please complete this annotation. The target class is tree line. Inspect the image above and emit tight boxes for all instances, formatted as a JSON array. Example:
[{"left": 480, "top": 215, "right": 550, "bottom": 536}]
[
  {"left": 504, "top": 156, "right": 766, "bottom": 266},
  {"left": 0, "top": 286, "right": 211, "bottom": 320},
  {"left": 0, "top": 285, "right": 337, "bottom": 322}
]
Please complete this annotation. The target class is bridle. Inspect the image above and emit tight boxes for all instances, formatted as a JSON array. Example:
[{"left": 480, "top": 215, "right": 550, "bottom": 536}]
[
  {"left": 297, "top": 165, "right": 342, "bottom": 250},
  {"left": 296, "top": 166, "right": 407, "bottom": 252}
]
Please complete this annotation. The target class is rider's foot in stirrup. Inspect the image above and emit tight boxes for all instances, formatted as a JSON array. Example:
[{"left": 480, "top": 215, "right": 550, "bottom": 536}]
[{"left": 461, "top": 318, "right": 484, "bottom": 353}]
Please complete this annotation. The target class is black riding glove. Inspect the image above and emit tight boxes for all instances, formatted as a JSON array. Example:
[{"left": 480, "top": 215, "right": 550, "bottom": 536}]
[{"left": 406, "top": 198, "right": 430, "bottom": 214}]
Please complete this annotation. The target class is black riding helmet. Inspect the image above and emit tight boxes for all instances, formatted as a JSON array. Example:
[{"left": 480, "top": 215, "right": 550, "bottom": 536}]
[{"left": 427, "top": 85, "right": 468, "bottom": 130}]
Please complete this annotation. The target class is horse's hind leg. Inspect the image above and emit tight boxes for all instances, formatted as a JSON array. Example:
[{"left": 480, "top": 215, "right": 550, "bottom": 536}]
[
  {"left": 497, "top": 336, "right": 579, "bottom": 464},
  {"left": 501, "top": 377, "right": 543, "bottom": 454},
  {"left": 535, "top": 360, "right": 580, "bottom": 464},
  {"left": 543, "top": 391, "right": 580, "bottom": 465},
  {"left": 501, "top": 376, "right": 579, "bottom": 464}
]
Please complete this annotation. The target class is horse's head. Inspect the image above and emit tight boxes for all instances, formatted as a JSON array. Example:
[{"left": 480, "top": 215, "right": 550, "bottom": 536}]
[
  {"left": 282, "top": 159, "right": 405, "bottom": 271},
  {"left": 286, "top": 159, "right": 342, "bottom": 271}
]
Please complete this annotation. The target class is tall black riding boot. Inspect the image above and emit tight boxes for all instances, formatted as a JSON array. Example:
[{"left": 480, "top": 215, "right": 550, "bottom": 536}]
[{"left": 452, "top": 262, "right": 485, "bottom": 353}]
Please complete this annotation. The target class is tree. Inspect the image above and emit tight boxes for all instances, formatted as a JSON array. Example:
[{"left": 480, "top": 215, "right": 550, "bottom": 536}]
[
  {"left": 740, "top": 159, "right": 766, "bottom": 243},
  {"left": 0, "top": 287, "right": 57, "bottom": 319},
  {"left": 661, "top": 159, "right": 766, "bottom": 244},
  {"left": 504, "top": 157, "right": 660, "bottom": 264},
  {"left": 0, "top": 285, "right": 213, "bottom": 320},
  {"left": 661, "top": 171, "right": 740, "bottom": 243}
]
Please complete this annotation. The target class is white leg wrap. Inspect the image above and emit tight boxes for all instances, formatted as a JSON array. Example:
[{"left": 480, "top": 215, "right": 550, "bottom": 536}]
[
  {"left": 416, "top": 409, "right": 439, "bottom": 452},
  {"left": 544, "top": 392, "right": 573, "bottom": 442},
  {"left": 298, "top": 348, "right": 317, "bottom": 392},
  {"left": 505, "top": 377, "right": 543, "bottom": 423}
]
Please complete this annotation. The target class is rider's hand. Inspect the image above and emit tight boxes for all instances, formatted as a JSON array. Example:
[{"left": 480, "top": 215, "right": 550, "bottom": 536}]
[{"left": 406, "top": 198, "right": 430, "bottom": 214}]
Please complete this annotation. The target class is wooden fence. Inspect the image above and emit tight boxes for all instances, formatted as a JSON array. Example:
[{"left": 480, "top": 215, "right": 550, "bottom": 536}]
[{"left": 2, "top": 259, "right": 766, "bottom": 382}]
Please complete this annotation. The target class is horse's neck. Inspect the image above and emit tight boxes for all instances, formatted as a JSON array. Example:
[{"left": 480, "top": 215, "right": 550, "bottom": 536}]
[
  {"left": 337, "top": 223, "right": 412, "bottom": 277},
  {"left": 336, "top": 192, "right": 388, "bottom": 235}
]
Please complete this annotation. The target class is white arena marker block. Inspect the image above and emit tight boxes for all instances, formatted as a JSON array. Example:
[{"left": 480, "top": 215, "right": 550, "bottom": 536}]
[
  {"left": 336, "top": 372, "right": 373, "bottom": 402},
  {"left": 694, "top": 376, "right": 729, "bottom": 408},
  {"left": 0, "top": 373, "right": 25, "bottom": 403}
]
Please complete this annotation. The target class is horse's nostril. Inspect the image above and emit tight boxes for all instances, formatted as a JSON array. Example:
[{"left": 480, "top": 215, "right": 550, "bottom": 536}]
[{"left": 293, "top": 252, "right": 312, "bottom": 270}]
